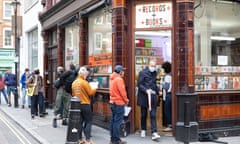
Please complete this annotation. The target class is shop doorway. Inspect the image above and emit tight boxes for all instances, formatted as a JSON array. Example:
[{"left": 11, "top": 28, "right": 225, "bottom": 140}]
[
  {"left": 134, "top": 30, "right": 172, "bottom": 134},
  {"left": 46, "top": 47, "right": 58, "bottom": 108}
]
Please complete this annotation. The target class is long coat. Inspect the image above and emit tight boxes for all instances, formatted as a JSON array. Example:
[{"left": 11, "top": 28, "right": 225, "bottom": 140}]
[{"left": 137, "top": 67, "right": 160, "bottom": 108}]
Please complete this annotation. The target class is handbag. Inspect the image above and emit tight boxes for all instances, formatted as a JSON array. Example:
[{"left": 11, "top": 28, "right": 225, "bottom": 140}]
[{"left": 26, "top": 86, "right": 35, "bottom": 96}]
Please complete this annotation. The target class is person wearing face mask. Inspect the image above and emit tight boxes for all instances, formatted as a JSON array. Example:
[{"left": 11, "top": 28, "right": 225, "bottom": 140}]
[{"left": 137, "top": 59, "right": 161, "bottom": 141}]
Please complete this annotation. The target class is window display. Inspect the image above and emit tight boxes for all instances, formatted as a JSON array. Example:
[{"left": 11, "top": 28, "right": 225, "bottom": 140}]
[
  {"left": 135, "top": 31, "right": 171, "bottom": 75},
  {"left": 194, "top": 1, "right": 240, "bottom": 91},
  {"left": 65, "top": 23, "right": 79, "bottom": 67},
  {"left": 88, "top": 8, "right": 112, "bottom": 74}
]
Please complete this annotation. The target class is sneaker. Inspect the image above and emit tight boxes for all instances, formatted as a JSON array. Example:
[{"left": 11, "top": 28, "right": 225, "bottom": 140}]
[
  {"left": 22, "top": 105, "right": 24, "bottom": 109},
  {"left": 56, "top": 114, "right": 62, "bottom": 120},
  {"left": 53, "top": 118, "right": 57, "bottom": 128},
  {"left": 140, "top": 130, "right": 146, "bottom": 138},
  {"left": 31, "top": 115, "right": 35, "bottom": 119},
  {"left": 163, "top": 127, "right": 172, "bottom": 132},
  {"left": 152, "top": 132, "right": 160, "bottom": 140},
  {"left": 8, "top": 103, "right": 11, "bottom": 107}
]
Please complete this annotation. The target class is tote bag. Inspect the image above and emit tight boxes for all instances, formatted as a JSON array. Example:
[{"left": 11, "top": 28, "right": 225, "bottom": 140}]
[{"left": 27, "top": 86, "right": 35, "bottom": 96}]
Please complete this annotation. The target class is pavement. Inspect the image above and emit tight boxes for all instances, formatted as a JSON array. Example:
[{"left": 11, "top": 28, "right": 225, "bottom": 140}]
[{"left": 0, "top": 102, "right": 239, "bottom": 144}]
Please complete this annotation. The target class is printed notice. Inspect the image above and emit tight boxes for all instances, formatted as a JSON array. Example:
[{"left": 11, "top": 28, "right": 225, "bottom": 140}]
[{"left": 218, "top": 55, "right": 228, "bottom": 65}]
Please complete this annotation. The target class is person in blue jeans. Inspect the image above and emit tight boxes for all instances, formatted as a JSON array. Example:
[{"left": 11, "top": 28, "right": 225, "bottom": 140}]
[
  {"left": 109, "top": 65, "right": 129, "bottom": 144},
  {"left": 162, "top": 61, "right": 172, "bottom": 132},
  {"left": 20, "top": 68, "right": 31, "bottom": 109},
  {"left": 4, "top": 69, "right": 16, "bottom": 107},
  {"left": 0, "top": 74, "right": 8, "bottom": 104}
]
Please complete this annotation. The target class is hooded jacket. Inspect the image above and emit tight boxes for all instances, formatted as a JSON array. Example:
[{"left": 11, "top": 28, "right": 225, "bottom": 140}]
[
  {"left": 72, "top": 75, "right": 96, "bottom": 104},
  {"left": 109, "top": 72, "right": 129, "bottom": 105}
]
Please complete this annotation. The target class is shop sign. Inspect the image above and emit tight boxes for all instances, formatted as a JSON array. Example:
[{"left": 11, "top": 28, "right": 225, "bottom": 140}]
[{"left": 136, "top": 3, "right": 172, "bottom": 28}]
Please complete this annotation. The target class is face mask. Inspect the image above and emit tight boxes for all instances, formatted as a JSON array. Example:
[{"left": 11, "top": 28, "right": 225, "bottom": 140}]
[{"left": 149, "top": 67, "right": 156, "bottom": 72}]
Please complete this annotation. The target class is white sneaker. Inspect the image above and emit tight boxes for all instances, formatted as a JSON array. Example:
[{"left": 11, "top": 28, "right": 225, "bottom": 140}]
[
  {"left": 163, "top": 127, "right": 172, "bottom": 132},
  {"left": 140, "top": 130, "right": 146, "bottom": 138},
  {"left": 152, "top": 132, "right": 160, "bottom": 140}
]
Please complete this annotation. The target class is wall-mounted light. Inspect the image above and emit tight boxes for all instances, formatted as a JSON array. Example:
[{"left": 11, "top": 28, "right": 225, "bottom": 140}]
[{"left": 210, "top": 36, "right": 236, "bottom": 41}]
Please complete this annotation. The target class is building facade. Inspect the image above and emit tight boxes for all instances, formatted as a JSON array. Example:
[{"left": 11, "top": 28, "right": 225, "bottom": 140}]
[
  {"left": 21, "top": 0, "right": 43, "bottom": 76},
  {"left": 0, "top": 0, "right": 18, "bottom": 74},
  {"left": 39, "top": 0, "right": 240, "bottom": 137}
]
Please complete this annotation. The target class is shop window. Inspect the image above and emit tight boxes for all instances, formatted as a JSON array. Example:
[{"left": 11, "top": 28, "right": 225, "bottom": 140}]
[
  {"left": 65, "top": 23, "right": 79, "bottom": 67},
  {"left": 88, "top": 9, "right": 112, "bottom": 75},
  {"left": 194, "top": 1, "right": 240, "bottom": 91},
  {"left": 28, "top": 29, "right": 38, "bottom": 70}
]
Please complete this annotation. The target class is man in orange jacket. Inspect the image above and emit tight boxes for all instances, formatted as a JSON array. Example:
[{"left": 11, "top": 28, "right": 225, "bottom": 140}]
[{"left": 109, "top": 65, "right": 129, "bottom": 144}]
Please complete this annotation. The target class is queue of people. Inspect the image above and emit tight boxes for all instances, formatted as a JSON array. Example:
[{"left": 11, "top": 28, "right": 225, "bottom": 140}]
[{"left": 0, "top": 61, "right": 172, "bottom": 144}]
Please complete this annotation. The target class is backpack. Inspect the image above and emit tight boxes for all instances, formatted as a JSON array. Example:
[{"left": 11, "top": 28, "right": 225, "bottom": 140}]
[{"left": 64, "top": 72, "right": 77, "bottom": 94}]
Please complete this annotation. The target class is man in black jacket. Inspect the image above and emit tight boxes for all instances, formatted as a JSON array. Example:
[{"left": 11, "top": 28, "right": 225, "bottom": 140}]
[
  {"left": 59, "top": 63, "right": 77, "bottom": 125},
  {"left": 137, "top": 60, "right": 161, "bottom": 140}
]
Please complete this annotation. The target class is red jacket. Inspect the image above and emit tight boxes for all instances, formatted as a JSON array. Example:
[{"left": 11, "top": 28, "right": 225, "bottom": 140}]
[{"left": 109, "top": 72, "right": 129, "bottom": 105}]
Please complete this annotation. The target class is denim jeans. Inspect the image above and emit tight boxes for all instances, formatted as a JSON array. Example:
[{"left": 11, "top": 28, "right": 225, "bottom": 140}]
[
  {"left": 7, "top": 86, "right": 15, "bottom": 96},
  {"left": 22, "top": 88, "right": 31, "bottom": 106},
  {"left": 140, "top": 106, "right": 157, "bottom": 133},
  {"left": 0, "top": 89, "right": 8, "bottom": 104},
  {"left": 110, "top": 104, "right": 124, "bottom": 143},
  {"left": 78, "top": 104, "right": 92, "bottom": 141},
  {"left": 164, "top": 93, "right": 172, "bottom": 126}
]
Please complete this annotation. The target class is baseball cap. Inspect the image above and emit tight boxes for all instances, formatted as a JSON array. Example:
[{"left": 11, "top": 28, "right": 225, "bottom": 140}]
[{"left": 114, "top": 65, "right": 126, "bottom": 73}]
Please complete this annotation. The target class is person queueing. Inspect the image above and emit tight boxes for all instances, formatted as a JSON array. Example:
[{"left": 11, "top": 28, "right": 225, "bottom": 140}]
[
  {"left": 72, "top": 66, "right": 97, "bottom": 144},
  {"left": 27, "top": 68, "right": 44, "bottom": 119},
  {"left": 60, "top": 63, "right": 77, "bottom": 125},
  {"left": 20, "top": 68, "right": 31, "bottom": 109},
  {"left": 109, "top": 65, "right": 129, "bottom": 144},
  {"left": 161, "top": 61, "right": 172, "bottom": 132},
  {"left": 52, "top": 66, "right": 66, "bottom": 128},
  {"left": 4, "top": 69, "right": 16, "bottom": 107},
  {"left": 0, "top": 74, "right": 8, "bottom": 105},
  {"left": 137, "top": 59, "right": 161, "bottom": 140}
]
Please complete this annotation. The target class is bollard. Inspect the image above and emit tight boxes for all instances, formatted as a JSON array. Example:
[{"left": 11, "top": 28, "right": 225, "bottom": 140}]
[
  {"left": 14, "top": 87, "right": 19, "bottom": 108},
  {"left": 66, "top": 96, "right": 81, "bottom": 144},
  {"left": 175, "top": 93, "right": 198, "bottom": 144}
]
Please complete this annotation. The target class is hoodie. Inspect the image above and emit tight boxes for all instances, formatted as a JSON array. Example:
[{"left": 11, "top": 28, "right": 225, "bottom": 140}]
[{"left": 109, "top": 72, "right": 129, "bottom": 105}]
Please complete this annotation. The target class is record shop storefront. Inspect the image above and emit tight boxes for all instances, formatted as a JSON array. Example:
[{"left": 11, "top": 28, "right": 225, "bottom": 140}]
[{"left": 39, "top": 0, "right": 240, "bottom": 136}]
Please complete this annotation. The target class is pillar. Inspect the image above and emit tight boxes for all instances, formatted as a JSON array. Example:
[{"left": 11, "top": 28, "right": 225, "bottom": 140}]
[
  {"left": 57, "top": 27, "right": 63, "bottom": 66},
  {"left": 79, "top": 17, "right": 88, "bottom": 66},
  {"left": 174, "top": 0, "right": 198, "bottom": 143}
]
